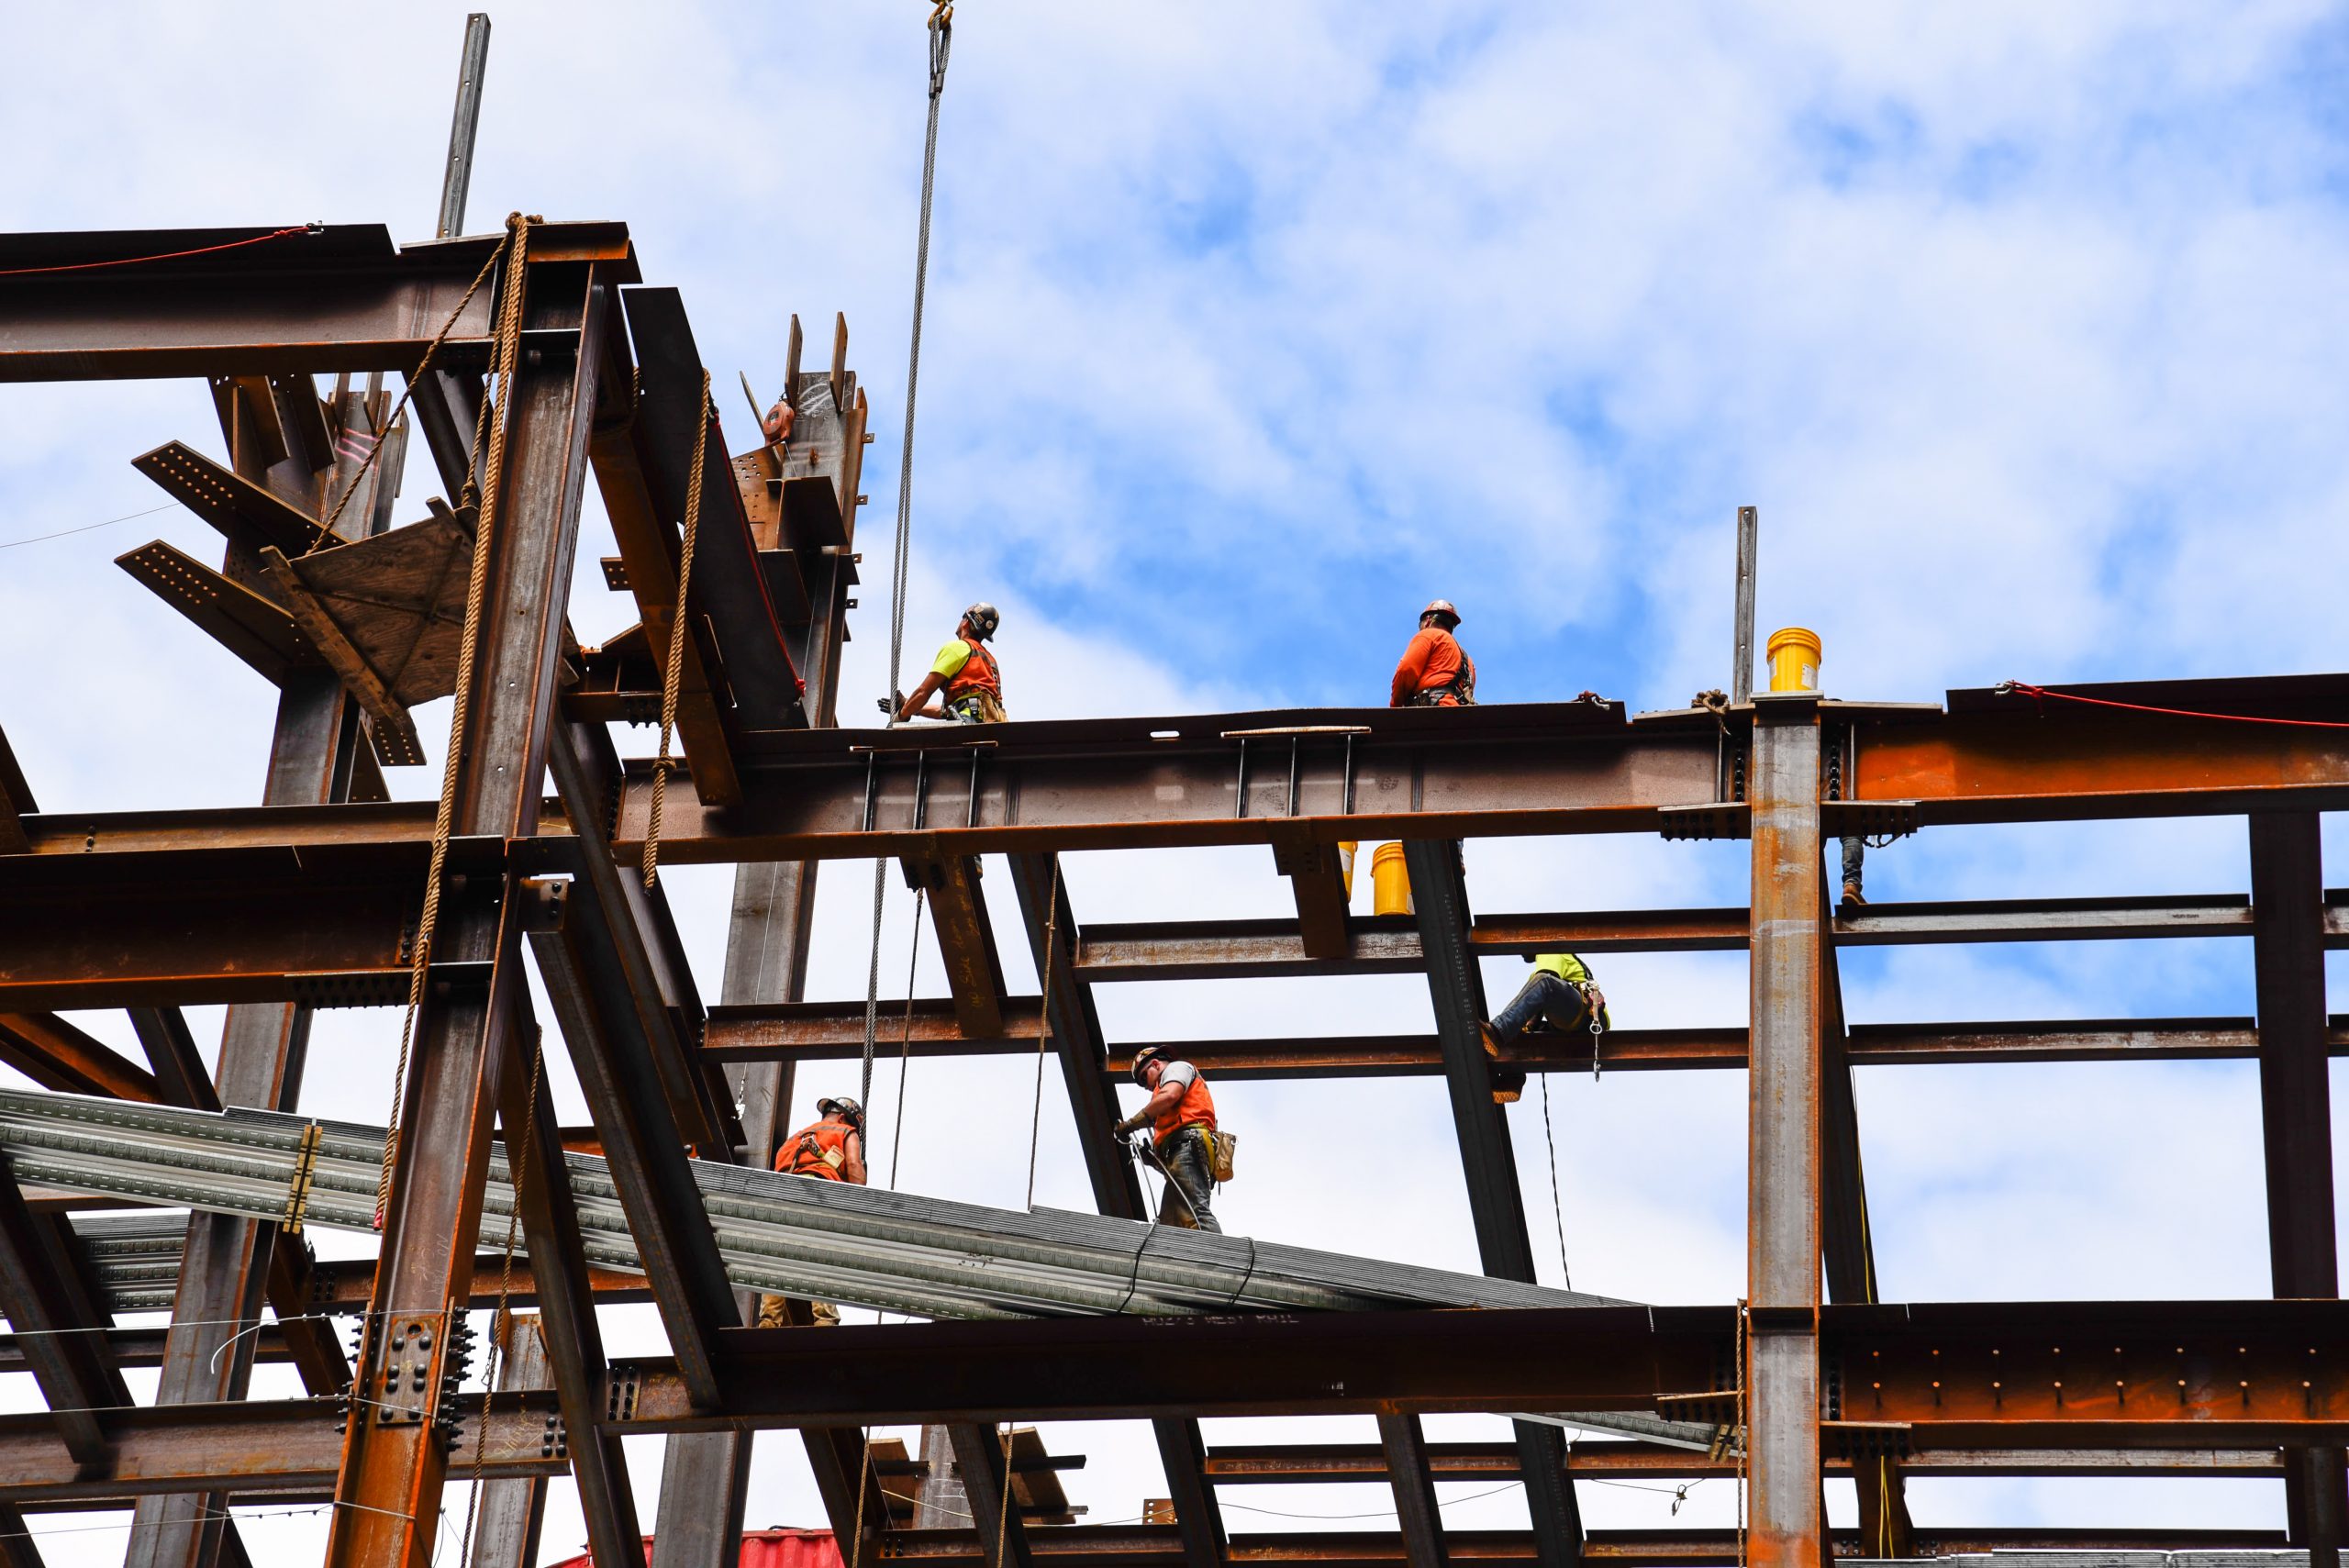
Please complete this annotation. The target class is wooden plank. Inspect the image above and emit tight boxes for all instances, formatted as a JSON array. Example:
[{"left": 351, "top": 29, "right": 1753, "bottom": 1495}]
[{"left": 256, "top": 547, "right": 427, "bottom": 765}]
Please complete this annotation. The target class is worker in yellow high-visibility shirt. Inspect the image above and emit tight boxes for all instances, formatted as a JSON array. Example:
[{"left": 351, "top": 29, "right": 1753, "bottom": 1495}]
[
  {"left": 895, "top": 603, "right": 1006, "bottom": 723},
  {"left": 1483, "top": 952, "right": 1609, "bottom": 1047}
]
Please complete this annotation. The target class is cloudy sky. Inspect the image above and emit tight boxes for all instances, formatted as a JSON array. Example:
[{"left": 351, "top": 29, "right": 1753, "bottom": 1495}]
[{"left": 4, "top": 1, "right": 2348, "bottom": 1560}]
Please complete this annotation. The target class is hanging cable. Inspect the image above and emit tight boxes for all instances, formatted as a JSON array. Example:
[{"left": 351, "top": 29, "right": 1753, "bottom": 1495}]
[
  {"left": 374, "top": 213, "right": 534, "bottom": 1228},
  {"left": 885, "top": 886, "right": 928, "bottom": 1190},
  {"left": 1538, "top": 1072, "right": 1572, "bottom": 1291},
  {"left": 884, "top": 3, "right": 953, "bottom": 714},
  {"left": 1025, "top": 871, "right": 1061, "bottom": 1211}
]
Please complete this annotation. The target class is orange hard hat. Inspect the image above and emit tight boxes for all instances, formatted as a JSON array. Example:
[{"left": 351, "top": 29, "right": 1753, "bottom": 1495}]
[{"left": 1421, "top": 599, "right": 1461, "bottom": 628}]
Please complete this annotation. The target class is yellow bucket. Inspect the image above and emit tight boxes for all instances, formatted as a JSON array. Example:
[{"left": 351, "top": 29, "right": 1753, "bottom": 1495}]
[
  {"left": 1371, "top": 843, "right": 1412, "bottom": 916},
  {"left": 1339, "top": 841, "right": 1359, "bottom": 900},
  {"left": 1766, "top": 627, "right": 1822, "bottom": 693}
]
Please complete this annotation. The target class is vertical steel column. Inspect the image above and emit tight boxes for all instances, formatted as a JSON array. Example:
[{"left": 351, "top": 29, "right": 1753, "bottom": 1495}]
[
  {"left": 1401, "top": 839, "right": 1583, "bottom": 1568},
  {"left": 2250, "top": 812, "right": 2345, "bottom": 1567},
  {"left": 1731, "top": 506, "right": 1758, "bottom": 706},
  {"left": 323, "top": 264, "right": 607, "bottom": 1568},
  {"left": 652, "top": 362, "right": 863, "bottom": 1566},
  {"left": 1377, "top": 1414, "right": 1449, "bottom": 1568},
  {"left": 1746, "top": 695, "right": 1824, "bottom": 1568},
  {"left": 130, "top": 366, "right": 382, "bottom": 1568},
  {"left": 464, "top": 1311, "right": 552, "bottom": 1568},
  {"left": 436, "top": 15, "right": 492, "bottom": 240}
]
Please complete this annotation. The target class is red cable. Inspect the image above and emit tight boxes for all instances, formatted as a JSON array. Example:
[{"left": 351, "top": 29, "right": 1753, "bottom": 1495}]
[
  {"left": 2000, "top": 681, "right": 2349, "bottom": 730},
  {"left": 0, "top": 224, "right": 317, "bottom": 279}
]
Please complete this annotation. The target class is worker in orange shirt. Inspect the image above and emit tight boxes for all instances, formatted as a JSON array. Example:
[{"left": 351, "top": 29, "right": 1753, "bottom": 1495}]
[
  {"left": 1112, "top": 1046, "right": 1221, "bottom": 1232},
  {"left": 1390, "top": 600, "right": 1477, "bottom": 707},
  {"left": 758, "top": 1095, "right": 867, "bottom": 1327}
]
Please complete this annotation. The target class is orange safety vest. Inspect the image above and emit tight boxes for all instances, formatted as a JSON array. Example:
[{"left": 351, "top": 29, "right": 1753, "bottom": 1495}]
[
  {"left": 945, "top": 639, "right": 1001, "bottom": 702},
  {"left": 1152, "top": 1065, "right": 1217, "bottom": 1147},
  {"left": 776, "top": 1118, "right": 856, "bottom": 1181}
]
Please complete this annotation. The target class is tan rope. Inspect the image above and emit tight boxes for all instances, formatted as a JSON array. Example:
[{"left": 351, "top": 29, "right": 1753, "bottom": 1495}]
[
  {"left": 1734, "top": 1297, "right": 1748, "bottom": 1567},
  {"left": 991, "top": 1421, "right": 1017, "bottom": 1567},
  {"left": 641, "top": 369, "right": 714, "bottom": 888},
  {"left": 310, "top": 236, "right": 509, "bottom": 552},
  {"left": 455, "top": 1032, "right": 545, "bottom": 1568},
  {"left": 374, "top": 214, "right": 536, "bottom": 1227},
  {"left": 847, "top": 1428, "right": 877, "bottom": 1568},
  {"left": 1025, "top": 870, "right": 1062, "bottom": 1210}
]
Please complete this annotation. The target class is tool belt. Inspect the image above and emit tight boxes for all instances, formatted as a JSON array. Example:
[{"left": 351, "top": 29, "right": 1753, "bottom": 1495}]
[
  {"left": 1157, "top": 1124, "right": 1237, "bottom": 1184},
  {"left": 948, "top": 691, "right": 1008, "bottom": 724},
  {"left": 1403, "top": 672, "right": 1475, "bottom": 707}
]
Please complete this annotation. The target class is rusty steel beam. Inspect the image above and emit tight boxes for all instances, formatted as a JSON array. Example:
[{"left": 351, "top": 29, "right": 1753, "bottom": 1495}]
[
  {"left": 2250, "top": 812, "right": 2347, "bottom": 1568},
  {"left": 1006, "top": 854, "right": 1220, "bottom": 1568},
  {"left": 0, "top": 222, "right": 634, "bottom": 382},
  {"left": 0, "top": 1397, "right": 560, "bottom": 1507},
  {"left": 702, "top": 1007, "right": 2349, "bottom": 1079},
  {"left": 949, "top": 1425, "right": 1036, "bottom": 1568},
  {"left": 609, "top": 703, "right": 1707, "bottom": 866},
  {"left": 595, "top": 1298, "right": 2349, "bottom": 1435},
  {"left": 1849, "top": 676, "right": 2349, "bottom": 822},
  {"left": 1200, "top": 1440, "right": 2296, "bottom": 1483},
  {"left": 1400, "top": 841, "right": 1580, "bottom": 1568},
  {"left": 464, "top": 1311, "right": 552, "bottom": 1568},
  {"left": 494, "top": 998, "right": 642, "bottom": 1568},
  {"left": 1376, "top": 1415, "right": 1448, "bottom": 1568},
  {"left": 324, "top": 260, "right": 611, "bottom": 1568},
  {"left": 0, "top": 1012, "right": 161, "bottom": 1099},
  {"left": 908, "top": 854, "right": 1010, "bottom": 1040},
  {"left": 0, "top": 837, "right": 490, "bottom": 1010},
  {"left": 0, "top": 1150, "right": 131, "bottom": 1465}
]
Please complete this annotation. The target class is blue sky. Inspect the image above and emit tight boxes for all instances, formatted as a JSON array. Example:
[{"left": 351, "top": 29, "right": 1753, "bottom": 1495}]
[{"left": 3, "top": 1, "right": 2347, "bottom": 1558}]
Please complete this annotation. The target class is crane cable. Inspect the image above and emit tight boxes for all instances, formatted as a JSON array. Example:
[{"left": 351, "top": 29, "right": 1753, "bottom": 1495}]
[{"left": 855, "top": 0, "right": 956, "bottom": 1160}]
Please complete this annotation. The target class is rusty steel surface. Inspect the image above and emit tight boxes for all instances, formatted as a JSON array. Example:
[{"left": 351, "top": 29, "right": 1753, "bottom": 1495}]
[{"left": 16, "top": 224, "right": 2349, "bottom": 1568}]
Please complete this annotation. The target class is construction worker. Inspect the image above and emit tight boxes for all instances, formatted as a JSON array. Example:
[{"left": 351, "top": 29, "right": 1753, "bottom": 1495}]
[
  {"left": 1112, "top": 1045, "right": 1221, "bottom": 1232},
  {"left": 758, "top": 1095, "right": 867, "bottom": 1328},
  {"left": 895, "top": 603, "right": 1007, "bottom": 723},
  {"left": 1390, "top": 600, "right": 1477, "bottom": 707},
  {"left": 1483, "top": 953, "right": 1610, "bottom": 1047}
]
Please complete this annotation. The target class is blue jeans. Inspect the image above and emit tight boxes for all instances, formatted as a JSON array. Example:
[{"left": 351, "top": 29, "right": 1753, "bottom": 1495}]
[
  {"left": 1492, "top": 972, "right": 1591, "bottom": 1043},
  {"left": 1841, "top": 836, "right": 1864, "bottom": 893}
]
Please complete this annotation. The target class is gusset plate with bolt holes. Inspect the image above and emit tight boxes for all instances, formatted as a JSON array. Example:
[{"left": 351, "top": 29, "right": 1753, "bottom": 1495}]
[
  {"left": 1824, "top": 800, "right": 1920, "bottom": 840},
  {"left": 1658, "top": 803, "right": 1752, "bottom": 841}
]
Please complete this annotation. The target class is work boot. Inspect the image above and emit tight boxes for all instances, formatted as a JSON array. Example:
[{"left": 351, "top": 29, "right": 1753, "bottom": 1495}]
[
  {"left": 1841, "top": 881, "right": 1865, "bottom": 907},
  {"left": 1477, "top": 1021, "right": 1506, "bottom": 1059},
  {"left": 1490, "top": 1069, "right": 1527, "bottom": 1104}
]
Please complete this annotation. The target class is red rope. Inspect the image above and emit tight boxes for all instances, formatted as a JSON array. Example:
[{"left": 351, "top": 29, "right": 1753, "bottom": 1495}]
[
  {"left": 0, "top": 224, "right": 317, "bottom": 279},
  {"left": 1999, "top": 681, "right": 2349, "bottom": 730}
]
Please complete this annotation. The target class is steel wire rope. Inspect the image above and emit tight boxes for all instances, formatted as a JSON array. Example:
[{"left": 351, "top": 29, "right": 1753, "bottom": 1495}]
[
  {"left": 642, "top": 370, "right": 714, "bottom": 887},
  {"left": 1025, "top": 873, "right": 1059, "bottom": 1209},
  {"left": 0, "top": 501, "right": 175, "bottom": 551},
  {"left": 858, "top": 0, "right": 956, "bottom": 1195},
  {"left": 886, "top": 887, "right": 929, "bottom": 1191},
  {"left": 1537, "top": 1072, "right": 1572, "bottom": 1291},
  {"left": 375, "top": 213, "right": 535, "bottom": 1227}
]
